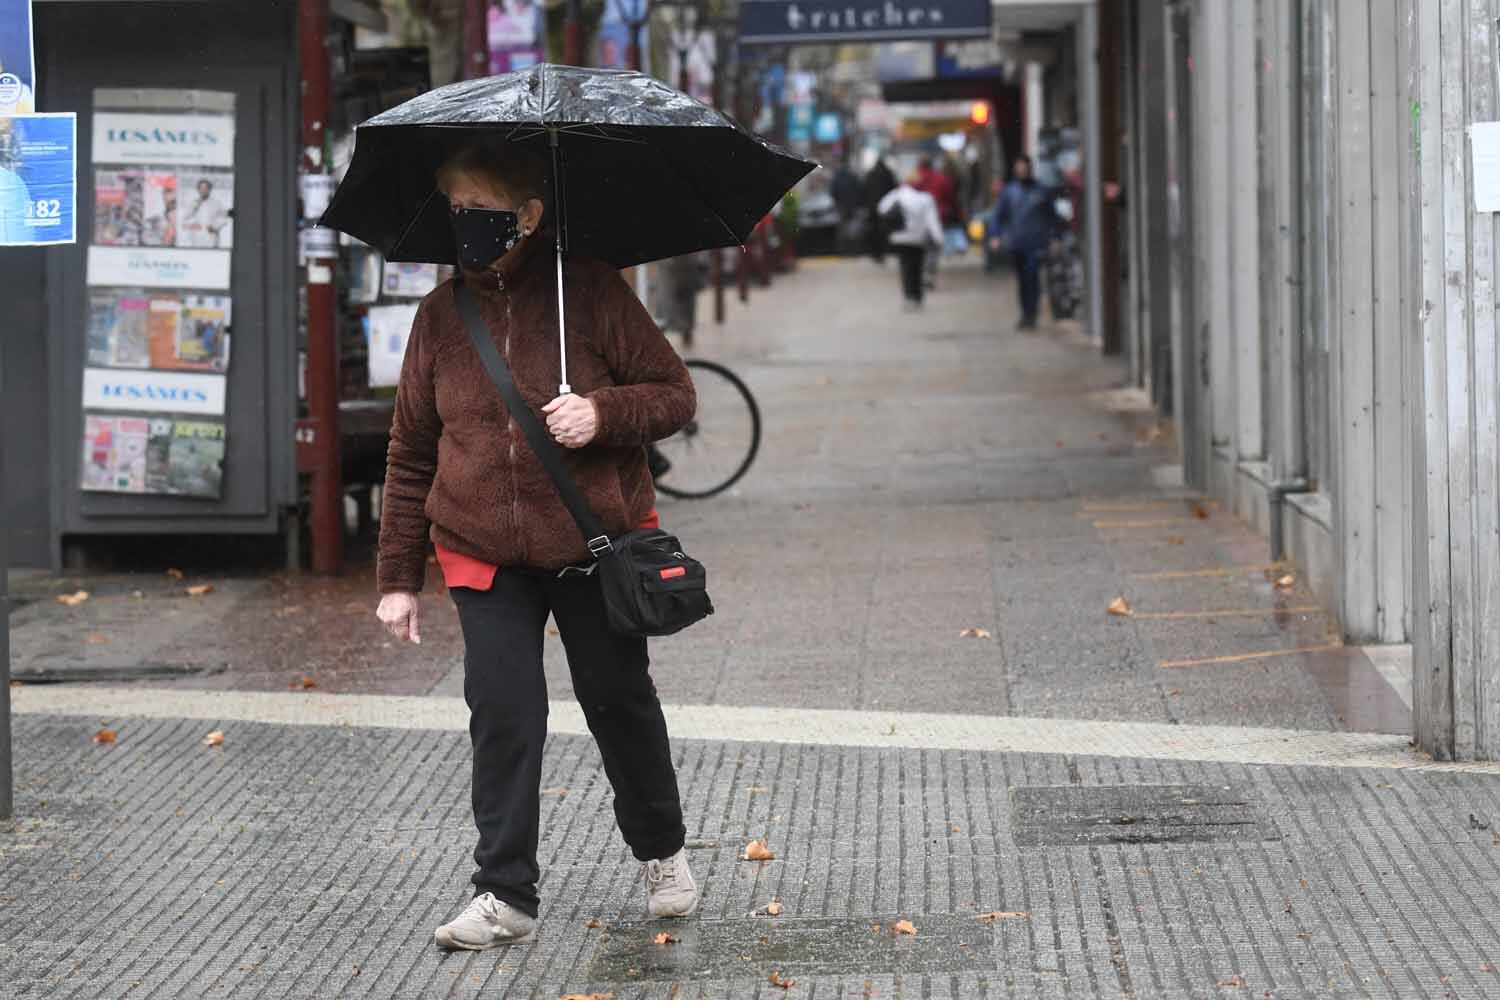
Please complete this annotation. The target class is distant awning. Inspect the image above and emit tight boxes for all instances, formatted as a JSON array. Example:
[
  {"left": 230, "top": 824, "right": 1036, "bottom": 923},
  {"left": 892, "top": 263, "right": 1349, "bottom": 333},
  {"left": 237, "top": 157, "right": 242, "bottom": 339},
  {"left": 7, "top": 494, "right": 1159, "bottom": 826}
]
[{"left": 738, "top": 0, "right": 992, "bottom": 45}]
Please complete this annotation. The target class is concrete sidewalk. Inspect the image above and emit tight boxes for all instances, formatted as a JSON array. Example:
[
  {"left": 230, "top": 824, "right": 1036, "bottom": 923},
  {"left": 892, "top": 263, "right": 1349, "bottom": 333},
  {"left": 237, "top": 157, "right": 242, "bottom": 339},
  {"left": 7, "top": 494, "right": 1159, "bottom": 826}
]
[
  {"left": 2, "top": 255, "right": 1444, "bottom": 998},
  {"left": 5, "top": 691, "right": 1499, "bottom": 999}
]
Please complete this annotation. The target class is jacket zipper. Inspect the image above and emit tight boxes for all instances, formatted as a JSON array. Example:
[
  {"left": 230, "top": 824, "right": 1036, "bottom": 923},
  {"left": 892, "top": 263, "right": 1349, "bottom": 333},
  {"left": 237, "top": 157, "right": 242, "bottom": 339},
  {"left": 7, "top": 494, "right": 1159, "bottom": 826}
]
[{"left": 498, "top": 271, "right": 526, "bottom": 565}]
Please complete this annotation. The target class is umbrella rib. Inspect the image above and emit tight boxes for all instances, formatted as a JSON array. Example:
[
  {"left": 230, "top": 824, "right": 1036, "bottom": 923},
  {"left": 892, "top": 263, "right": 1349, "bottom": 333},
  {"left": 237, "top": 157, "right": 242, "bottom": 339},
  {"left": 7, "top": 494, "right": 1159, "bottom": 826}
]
[{"left": 391, "top": 185, "right": 442, "bottom": 258}]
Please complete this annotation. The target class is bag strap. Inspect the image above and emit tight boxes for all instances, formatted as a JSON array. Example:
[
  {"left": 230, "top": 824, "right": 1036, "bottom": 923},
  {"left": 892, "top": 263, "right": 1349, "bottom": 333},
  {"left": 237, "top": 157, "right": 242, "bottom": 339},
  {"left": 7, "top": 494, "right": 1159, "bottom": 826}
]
[{"left": 453, "top": 282, "right": 613, "bottom": 556}]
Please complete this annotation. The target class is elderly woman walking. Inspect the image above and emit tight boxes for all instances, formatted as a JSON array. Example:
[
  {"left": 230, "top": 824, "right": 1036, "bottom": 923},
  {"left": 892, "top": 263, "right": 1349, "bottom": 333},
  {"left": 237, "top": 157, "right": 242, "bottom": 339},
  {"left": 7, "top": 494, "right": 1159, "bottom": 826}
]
[{"left": 374, "top": 141, "right": 700, "bottom": 950}]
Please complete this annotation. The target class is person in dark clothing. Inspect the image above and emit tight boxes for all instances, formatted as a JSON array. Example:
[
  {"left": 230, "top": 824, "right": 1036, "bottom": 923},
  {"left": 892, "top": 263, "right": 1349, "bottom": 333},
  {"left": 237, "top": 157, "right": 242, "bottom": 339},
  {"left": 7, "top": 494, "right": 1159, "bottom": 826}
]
[
  {"left": 988, "top": 154, "right": 1063, "bottom": 330},
  {"left": 377, "top": 141, "right": 701, "bottom": 952},
  {"left": 862, "top": 157, "right": 897, "bottom": 262}
]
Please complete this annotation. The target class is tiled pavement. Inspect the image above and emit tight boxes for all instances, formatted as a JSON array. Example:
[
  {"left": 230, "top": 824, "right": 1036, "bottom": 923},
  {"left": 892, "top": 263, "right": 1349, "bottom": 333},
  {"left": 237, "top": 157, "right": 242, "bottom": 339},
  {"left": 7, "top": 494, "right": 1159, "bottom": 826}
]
[
  {"left": 2, "top": 256, "right": 1446, "bottom": 997},
  {"left": 5, "top": 709, "right": 1499, "bottom": 998}
]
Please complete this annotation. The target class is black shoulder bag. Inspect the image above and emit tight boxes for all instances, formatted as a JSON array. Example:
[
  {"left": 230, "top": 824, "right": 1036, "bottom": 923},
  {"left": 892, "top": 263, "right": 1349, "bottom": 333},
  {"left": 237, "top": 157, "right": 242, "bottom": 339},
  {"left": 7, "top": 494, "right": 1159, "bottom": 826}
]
[{"left": 454, "top": 284, "right": 713, "bottom": 638}]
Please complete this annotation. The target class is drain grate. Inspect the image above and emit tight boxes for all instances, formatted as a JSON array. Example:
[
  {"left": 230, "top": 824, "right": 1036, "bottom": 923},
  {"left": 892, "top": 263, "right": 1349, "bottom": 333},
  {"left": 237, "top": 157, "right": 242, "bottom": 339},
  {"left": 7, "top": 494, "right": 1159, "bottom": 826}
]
[
  {"left": 587, "top": 915, "right": 996, "bottom": 982},
  {"left": 1010, "top": 783, "right": 1279, "bottom": 846}
]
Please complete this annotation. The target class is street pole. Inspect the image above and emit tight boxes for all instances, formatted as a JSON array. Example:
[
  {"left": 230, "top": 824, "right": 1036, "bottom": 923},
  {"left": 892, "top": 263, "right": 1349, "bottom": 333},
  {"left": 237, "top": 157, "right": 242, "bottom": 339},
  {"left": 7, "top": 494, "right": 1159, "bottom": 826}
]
[
  {"left": 464, "top": 0, "right": 489, "bottom": 79},
  {"left": 1, "top": 296, "right": 12, "bottom": 821},
  {"left": 563, "top": 0, "right": 584, "bottom": 65},
  {"left": 710, "top": 24, "right": 725, "bottom": 325},
  {"left": 299, "top": 0, "right": 344, "bottom": 574},
  {"left": 626, "top": 1, "right": 651, "bottom": 307}
]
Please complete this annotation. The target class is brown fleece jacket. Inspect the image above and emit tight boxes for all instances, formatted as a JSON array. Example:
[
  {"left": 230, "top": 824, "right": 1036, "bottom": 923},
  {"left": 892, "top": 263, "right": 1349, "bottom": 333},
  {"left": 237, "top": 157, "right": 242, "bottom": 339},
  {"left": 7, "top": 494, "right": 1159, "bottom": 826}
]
[{"left": 376, "top": 234, "right": 696, "bottom": 593}]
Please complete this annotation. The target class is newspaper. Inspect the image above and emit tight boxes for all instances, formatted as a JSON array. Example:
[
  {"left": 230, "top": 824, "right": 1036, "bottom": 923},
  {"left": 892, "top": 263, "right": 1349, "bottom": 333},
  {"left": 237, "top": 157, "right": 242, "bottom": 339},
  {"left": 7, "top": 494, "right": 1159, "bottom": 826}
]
[
  {"left": 87, "top": 289, "right": 151, "bottom": 368},
  {"left": 165, "top": 419, "right": 226, "bottom": 497},
  {"left": 177, "top": 169, "right": 234, "bottom": 248},
  {"left": 81, "top": 414, "right": 225, "bottom": 497},
  {"left": 140, "top": 169, "right": 178, "bottom": 246},
  {"left": 79, "top": 414, "right": 149, "bottom": 493},
  {"left": 176, "top": 294, "right": 231, "bottom": 371},
  {"left": 93, "top": 168, "right": 143, "bottom": 246}
]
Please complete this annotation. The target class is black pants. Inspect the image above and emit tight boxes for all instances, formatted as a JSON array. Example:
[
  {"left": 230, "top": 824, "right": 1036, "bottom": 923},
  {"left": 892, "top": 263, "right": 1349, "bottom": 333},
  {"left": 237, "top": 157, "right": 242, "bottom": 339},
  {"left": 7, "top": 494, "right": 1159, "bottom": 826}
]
[
  {"left": 1013, "top": 249, "right": 1043, "bottom": 324},
  {"left": 895, "top": 244, "right": 926, "bottom": 303},
  {"left": 450, "top": 568, "right": 686, "bottom": 918}
]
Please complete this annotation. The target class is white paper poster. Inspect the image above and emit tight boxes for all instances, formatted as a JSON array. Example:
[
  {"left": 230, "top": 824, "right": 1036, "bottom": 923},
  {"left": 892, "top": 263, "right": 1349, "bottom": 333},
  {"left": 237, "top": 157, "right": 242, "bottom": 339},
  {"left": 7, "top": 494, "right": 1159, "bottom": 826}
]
[
  {"left": 82, "top": 366, "right": 227, "bottom": 415},
  {"left": 92, "top": 111, "right": 235, "bottom": 168},
  {"left": 382, "top": 261, "right": 438, "bottom": 298},
  {"left": 1473, "top": 122, "right": 1500, "bottom": 213},
  {"left": 87, "top": 244, "right": 231, "bottom": 289},
  {"left": 366, "top": 303, "right": 420, "bottom": 388}
]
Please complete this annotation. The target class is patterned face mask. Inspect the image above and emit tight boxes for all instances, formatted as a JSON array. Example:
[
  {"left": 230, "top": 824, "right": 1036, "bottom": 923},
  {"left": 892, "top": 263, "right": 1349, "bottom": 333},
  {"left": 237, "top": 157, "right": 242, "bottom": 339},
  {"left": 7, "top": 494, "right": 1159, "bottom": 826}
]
[{"left": 451, "top": 207, "right": 521, "bottom": 269}]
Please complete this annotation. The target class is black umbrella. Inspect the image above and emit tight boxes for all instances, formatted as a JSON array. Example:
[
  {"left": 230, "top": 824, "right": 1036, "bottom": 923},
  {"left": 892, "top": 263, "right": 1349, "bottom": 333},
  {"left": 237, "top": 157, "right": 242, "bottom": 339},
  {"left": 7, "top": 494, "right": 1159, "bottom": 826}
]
[{"left": 320, "top": 63, "right": 815, "bottom": 392}]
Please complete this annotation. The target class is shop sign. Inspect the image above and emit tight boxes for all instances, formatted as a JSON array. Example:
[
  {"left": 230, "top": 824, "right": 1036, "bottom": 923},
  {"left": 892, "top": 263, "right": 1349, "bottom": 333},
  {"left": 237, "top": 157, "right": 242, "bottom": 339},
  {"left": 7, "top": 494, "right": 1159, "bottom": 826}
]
[
  {"left": 739, "top": 0, "right": 991, "bottom": 45},
  {"left": 87, "top": 245, "right": 231, "bottom": 289},
  {"left": 82, "top": 367, "right": 227, "bottom": 416},
  {"left": 92, "top": 112, "right": 235, "bottom": 168}
]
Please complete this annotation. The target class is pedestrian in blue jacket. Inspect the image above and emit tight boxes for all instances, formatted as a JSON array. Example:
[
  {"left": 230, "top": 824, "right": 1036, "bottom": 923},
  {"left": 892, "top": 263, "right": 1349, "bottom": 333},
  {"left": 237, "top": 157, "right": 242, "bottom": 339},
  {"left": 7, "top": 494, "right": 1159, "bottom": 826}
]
[{"left": 988, "top": 154, "right": 1063, "bottom": 330}]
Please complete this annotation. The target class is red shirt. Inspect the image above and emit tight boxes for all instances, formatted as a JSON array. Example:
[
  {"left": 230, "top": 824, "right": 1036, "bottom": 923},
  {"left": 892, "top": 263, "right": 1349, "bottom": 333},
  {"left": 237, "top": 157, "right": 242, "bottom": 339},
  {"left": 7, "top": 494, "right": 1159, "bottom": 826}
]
[{"left": 434, "top": 509, "right": 661, "bottom": 591}]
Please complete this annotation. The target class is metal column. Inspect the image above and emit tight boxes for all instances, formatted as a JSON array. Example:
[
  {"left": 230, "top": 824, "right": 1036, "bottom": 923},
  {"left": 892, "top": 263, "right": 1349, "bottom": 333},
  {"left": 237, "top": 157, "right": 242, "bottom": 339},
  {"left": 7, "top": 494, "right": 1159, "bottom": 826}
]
[
  {"left": 299, "top": 0, "right": 343, "bottom": 574},
  {"left": 1, "top": 306, "right": 11, "bottom": 821},
  {"left": 1097, "top": 0, "right": 1126, "bottom": 356},
  {"left": 1078, "top": 4, "right": 1105, "bottom": 345}
]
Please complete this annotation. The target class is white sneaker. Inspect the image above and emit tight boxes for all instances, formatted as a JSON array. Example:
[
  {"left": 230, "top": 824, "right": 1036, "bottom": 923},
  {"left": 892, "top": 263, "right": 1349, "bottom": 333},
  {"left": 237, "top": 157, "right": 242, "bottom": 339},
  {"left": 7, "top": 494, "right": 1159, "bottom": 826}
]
[
  {"left": 644, "top": 848, "right": 700, "bottom": 918},
  {"left": 434, "top": 892, "right": 536, "bottom": 950}
]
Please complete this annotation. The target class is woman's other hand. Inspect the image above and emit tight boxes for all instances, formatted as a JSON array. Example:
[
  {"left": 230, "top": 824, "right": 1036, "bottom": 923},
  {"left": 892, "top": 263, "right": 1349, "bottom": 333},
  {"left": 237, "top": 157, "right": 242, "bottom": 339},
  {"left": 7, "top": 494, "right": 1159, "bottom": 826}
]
[
  {"left": 542, "top": 394, "right": 598, "bottom": 448},
  {"left": 377, "top": 592, "right": 422, "bottom": 644}
]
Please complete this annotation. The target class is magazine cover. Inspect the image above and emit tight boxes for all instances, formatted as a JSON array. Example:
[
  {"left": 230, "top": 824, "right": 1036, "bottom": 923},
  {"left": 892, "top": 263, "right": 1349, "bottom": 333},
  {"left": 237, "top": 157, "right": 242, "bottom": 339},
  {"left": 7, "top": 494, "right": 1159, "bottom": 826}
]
[
  {"left": 177, "top": 169, "right": 233, "bottom": 248},
  {"left": 93, "top": 168, "right": 143, "bottom": 246},
  {"left": 80, "top": 415, "right": 116, "bottom": 491},
  {"left": 102, "top": 415, "right": 149, "bottom": 492},
  {"left": 141, "top": 169, "right": 178, "bottom": 247},
  {"left": 347, "top": 245, "right": 382, "bottom": 305},
  {"left": 167, "top": 419, "right": 225, "bottom": 498},
  {"left": 176, "top": 294, "right": 231, "bottom": 371},
  {"left": 87, "top": 291, "right": 117, "bottom": 366},
  {"left": 110, "top": 294, "right": 151, "bottom": 368},
  {"left": 144, "top": 417, "right": 174, "bottom": 493},
  {"left": 146, "top": 294, "right": 183, "bottom": 369},
  {"left": 382, "top": 261, "right": 438, "bottom": 298},
  {"left": 365, "top": 303, "right": 419, "bottom": 388}
]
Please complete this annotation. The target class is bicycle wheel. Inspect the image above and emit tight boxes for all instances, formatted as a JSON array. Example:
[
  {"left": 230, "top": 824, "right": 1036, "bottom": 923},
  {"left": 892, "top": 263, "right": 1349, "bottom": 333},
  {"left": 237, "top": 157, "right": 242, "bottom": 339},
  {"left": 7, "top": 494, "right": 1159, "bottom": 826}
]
[{"left": 653, "top": 359, "right": 762, "bottom": 499}]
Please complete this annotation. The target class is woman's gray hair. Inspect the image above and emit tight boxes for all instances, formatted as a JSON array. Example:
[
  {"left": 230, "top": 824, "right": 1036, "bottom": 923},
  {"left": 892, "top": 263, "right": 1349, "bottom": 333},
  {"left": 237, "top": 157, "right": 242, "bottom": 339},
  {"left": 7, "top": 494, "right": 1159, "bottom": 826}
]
[{"left": 436, "top": 139, "right": 550, "bottom": 210}]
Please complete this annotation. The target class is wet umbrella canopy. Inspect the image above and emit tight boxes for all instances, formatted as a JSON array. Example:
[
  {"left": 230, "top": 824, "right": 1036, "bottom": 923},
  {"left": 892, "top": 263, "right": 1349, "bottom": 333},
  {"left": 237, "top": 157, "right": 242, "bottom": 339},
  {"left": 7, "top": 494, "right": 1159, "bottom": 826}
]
[{"left": 320, "top": 64, "right": 817, "bottom": 269}]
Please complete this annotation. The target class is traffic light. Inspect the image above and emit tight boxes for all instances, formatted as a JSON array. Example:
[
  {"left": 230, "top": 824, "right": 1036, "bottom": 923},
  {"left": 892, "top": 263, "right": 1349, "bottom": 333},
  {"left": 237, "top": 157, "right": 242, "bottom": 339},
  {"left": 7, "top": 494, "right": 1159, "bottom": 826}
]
[{"left": 969, "top": 101, "right": 991, "bottom": 126}]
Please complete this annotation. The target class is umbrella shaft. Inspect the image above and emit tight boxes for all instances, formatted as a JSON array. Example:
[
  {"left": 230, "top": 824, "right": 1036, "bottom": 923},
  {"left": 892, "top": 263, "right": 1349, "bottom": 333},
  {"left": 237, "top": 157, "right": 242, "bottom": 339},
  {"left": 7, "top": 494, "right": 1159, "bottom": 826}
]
[{"left": 556, "top": 239, "right": 570, "bottom": 396}]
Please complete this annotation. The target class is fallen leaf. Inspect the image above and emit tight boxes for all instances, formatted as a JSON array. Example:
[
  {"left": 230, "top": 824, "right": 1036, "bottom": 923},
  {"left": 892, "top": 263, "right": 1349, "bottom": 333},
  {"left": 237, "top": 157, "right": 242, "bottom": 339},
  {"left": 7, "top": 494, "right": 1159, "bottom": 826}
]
[
  {"left": 186, "top": 584, "right": 215, "bottom": 597},
  {"left": 203, "top": 730, "right": 225, "bottom": 748},
  {"left": 1217, "top": 975, "right": 1246, "bottom": 988},
  {"left": 959, "top": 627, "right": 992, "bottom": 639},
  {"left": 1192, "top": 503, "right": 1211, "bottom": 520},
  {"left": 1483, "top": 962, "right": 1494, "bottom": 973},
  {"left": 584, "top": 918, "right": 603, "bottom": 929},
  {"left": 744, "top": 839, "right": 776, "bottom": 862},
  {"left": 92, "top": 729, "right": 117, "bottom": 744},
  {"left": 747, "top": 786, "right": 770, "bottom": 794},
  {"left": 892, "top": 919, "right": 918, "bottom": 936},
  {"left": 166, "top": 567, "right": 185, "bottom": 580},
  {"left": 976, "top": 911, "right": 1029, "bottom": 922},
  {"left": 1275, "top": 574, "right": 1296, "bottom": 591},
  {"left": 291, "top": 676, "right": 318, "bottom": 690},
  {"left": 1055, "top": 440, "right": 1066, "bottom": 448},
  {"left": 558, "top": 994, "right": 614, "bottom": 1000},
  {"left": 1107, "top": 597, "right": 1133, "bottom": 617},
  {"left": 653, "top": 932, "right": 678, "bottom": 945},
  {"left": 1166, "top": 688, "right": 1182, "bottom": 696},
  {"left": 766, "top": 900, "right": 783, "bottom": 916},
  {"left": 951, "top": 824, "right": 962, "bottom": 833},
  {"left": 85, "top": 634, "right": 110, "bottom": 645},
  {"left": 1166, "top": 536, "right": 1186, "bottom": 546},
  {"left": 542, "top": 786, "right": 568, "bottom": 797},
  {"left": 56, "top": 590, "right": 90, "bottom": 607},
  {"left": 768, "top": 971, "right": 796, "bottom": 990}
]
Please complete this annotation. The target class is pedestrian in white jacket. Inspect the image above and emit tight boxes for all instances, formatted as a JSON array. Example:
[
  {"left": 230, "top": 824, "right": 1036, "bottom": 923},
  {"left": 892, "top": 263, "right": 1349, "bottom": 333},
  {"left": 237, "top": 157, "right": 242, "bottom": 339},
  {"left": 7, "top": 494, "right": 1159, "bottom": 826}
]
[{"left": 877, "top": 179, "right": 944, "bottom": 307}]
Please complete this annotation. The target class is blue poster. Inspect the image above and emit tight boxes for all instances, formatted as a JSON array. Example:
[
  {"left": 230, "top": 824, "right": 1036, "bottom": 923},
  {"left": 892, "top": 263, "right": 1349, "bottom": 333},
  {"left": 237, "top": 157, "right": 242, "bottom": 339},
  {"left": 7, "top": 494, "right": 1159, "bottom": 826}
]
[
  {"left": 0, "top": 0, "right": 34, "bottom": 115},
  {"left": 0, "top": 113, "right": 77, "bottom": 246}
]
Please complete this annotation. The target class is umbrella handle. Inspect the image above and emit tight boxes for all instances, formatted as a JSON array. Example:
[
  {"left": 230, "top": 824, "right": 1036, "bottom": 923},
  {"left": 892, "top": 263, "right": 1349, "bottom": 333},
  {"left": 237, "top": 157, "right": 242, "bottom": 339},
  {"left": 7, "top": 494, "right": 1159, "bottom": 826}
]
[{"left": 556, "top": 236, "right": 570, "bottom": 396}]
